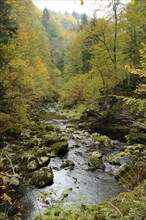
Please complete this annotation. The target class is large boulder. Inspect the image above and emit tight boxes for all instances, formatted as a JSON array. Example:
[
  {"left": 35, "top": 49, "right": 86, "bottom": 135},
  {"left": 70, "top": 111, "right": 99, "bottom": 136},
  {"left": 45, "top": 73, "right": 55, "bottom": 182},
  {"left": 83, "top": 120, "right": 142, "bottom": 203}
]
[
  {"left": 29, "top": 167, "right": 53, "bottom": 187},
  {"left": 88, "top": 151, "right": 105, "bottom": 171}
]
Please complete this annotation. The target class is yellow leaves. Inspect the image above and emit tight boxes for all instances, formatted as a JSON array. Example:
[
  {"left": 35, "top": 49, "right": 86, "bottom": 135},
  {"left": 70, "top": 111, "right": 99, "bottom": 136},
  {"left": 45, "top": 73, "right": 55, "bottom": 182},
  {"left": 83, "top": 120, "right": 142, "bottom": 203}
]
[
  {"left": 2, "top": 193, "right": 13, "bottom": 205},
  {"left": 35, "top": 58, "right": 48, "bottom": 76},
  {"left": 130, "top": 0, "right": 139, "bottom": 6},
  {"left": 131, "top": 0, "right": 136, "bottom": 5}
]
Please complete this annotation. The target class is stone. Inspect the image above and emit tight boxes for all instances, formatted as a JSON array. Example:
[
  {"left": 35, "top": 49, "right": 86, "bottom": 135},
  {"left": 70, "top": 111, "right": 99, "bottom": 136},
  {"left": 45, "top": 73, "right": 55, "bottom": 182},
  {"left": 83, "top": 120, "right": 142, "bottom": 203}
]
[
  {"left": 22, "top": 147, "right": 51, "bottom": 172},
  {"left": 39, "top": 157, "right": 50, "bottom": 166},
  {"left": 29, "top": 167, "right": 53, "bottom": 188},
  {"left": 62, "top": 188, "right": 72, "bottom": 199},
  {"left": 105, "top": 156, "right": 121, "bottom": 166},
  {"left": 50, "top": 141, "right": 68, "bottom": 156},
  {"left": 61, "top": 160, "right": 75, "bottom": 170},
  {"left": 43, "top": 134, "right": 61, "bottom": 146},
  {"left": 92, "top": 133, "right": 114, "bottom": 149},
  {"left": 88, "top": 151, "right": 105, "bottom": 170}
]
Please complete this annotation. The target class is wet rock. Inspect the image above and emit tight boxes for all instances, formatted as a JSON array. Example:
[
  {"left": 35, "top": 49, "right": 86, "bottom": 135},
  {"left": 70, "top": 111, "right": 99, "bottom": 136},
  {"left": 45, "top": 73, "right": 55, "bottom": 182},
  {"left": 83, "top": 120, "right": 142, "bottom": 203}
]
[
  {"left": 74, "top": 144, "right": 80, "bottom": 148},
  {"left": 88, "top": 151, "right": 105, "bottom": 170},
  {"left": 50, "top": 141, "right": 68, "bottom": 156},
  {"left": 61, "top": 159, "right": 75, "bottom": 170},
  {"left": 29, "top": 167, "right": 53, "bottom": 188},
  {"left": 62, "top": 188, "right": 72, "bottom": 199}
]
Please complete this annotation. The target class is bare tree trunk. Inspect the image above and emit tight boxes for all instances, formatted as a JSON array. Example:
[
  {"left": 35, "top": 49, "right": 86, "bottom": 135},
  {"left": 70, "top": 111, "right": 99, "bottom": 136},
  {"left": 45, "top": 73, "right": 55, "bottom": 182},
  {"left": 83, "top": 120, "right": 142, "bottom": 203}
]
[{"left": 113, "top": 0, "right": 118, "bottom": 70}]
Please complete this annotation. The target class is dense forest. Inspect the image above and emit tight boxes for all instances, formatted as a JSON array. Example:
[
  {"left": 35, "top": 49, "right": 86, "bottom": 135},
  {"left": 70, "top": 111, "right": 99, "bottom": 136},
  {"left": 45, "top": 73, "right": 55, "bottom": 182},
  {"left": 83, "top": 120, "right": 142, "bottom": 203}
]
[{"left": 0, "top": 0, "right": 146, "bottom": 219}]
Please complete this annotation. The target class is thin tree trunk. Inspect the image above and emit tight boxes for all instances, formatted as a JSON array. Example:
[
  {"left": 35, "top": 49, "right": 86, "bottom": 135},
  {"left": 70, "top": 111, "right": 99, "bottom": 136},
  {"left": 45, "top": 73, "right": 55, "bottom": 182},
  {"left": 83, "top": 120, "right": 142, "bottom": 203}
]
[{"left": 113, "top": 0, "right": 118, "bottom": 69}]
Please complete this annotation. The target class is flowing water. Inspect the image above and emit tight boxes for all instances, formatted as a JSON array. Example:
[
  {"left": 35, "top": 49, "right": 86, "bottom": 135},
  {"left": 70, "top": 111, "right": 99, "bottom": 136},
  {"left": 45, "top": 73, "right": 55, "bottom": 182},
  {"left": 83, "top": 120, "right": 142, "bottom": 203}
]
[{"left": 22, "top": 104, "right": 125, "bottom": 220}]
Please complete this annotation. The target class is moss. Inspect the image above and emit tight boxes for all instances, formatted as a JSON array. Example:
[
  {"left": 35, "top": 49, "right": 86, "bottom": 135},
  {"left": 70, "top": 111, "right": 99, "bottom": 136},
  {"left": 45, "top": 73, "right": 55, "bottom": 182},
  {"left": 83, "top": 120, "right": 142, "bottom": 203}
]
[
  {"left": 50, "top": 141, "right": 68, "bottom": 156},
  {"left": 114, "top": 163, "right": 131, "bottom": 180},
  {"left": 29, "top": 167, "right": 53, "bottom": 188},
  {"left": 92, "top": 133, "right": 114, "bottom": 149},
  {"left": 43, "top": 134, "right": 61, "bottom": 146},
  {"left": 5, "top": 124, "right": 23, "bottom": 139},
  {"left": 60, "top": 104, "right": 86, "bottom": 120},
  {"left": 88, "top": 152, "right": 105, "bottom": 170},
  {"left": 117, "top": 161, "right": 146, "bottom": 189},
  {"left": 126, "top": 132, "right": 146, "bottom": 143},
  {"left": 105, "top": 155, "right": 121, "bottom": 165}
]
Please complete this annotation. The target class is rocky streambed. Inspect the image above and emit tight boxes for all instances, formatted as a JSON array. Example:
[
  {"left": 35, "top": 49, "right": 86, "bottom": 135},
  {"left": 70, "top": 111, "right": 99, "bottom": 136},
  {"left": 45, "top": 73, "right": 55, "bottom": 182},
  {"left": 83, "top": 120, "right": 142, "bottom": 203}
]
[
  {"left": 19, "top": 104, "right": 129, "bottom": 220},
  {"left": 1, "top": 103, "right": 139, "bottom": 220}
]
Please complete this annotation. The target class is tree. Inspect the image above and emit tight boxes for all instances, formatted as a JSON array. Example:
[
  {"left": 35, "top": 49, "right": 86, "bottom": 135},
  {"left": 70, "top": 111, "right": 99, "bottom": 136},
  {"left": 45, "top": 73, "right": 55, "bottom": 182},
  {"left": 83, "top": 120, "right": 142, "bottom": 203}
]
[
  {"left": 123, "top": 0, "right": 146, "bottom": 67},
  {"left": 42, "top": 7, "right": 50, "bottom": 28},
  {"left": 0, "top": 0, "right": 17, "bottom": 44}
]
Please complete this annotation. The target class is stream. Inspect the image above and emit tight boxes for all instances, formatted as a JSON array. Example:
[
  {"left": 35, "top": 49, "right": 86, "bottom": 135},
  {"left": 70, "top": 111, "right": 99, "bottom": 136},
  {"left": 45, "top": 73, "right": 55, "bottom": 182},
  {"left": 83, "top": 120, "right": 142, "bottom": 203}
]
[{"left": 22, "top": 104, "right": 125, "bottom": 220}]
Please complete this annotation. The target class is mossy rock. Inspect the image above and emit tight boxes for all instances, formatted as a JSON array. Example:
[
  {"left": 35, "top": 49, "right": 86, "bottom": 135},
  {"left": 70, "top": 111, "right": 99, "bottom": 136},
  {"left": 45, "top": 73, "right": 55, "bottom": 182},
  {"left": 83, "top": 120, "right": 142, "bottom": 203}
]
[
  {"left": 45, "top": 124, "right": 61, "bottom": 132},
  {"left": 114, "top": 163, "right": 131, "bottom": 180},
  {"left": 92, "top": 133, "right": 114, "bottom": 149},
  {"left": 105, "top": 156, "right": 121, "bottom": 165},
  {"left": 29, "top": 167, "right": 53, "bottom": 188},
  {"left": 21, "top": 147, "right": 50, "bottom": 170},
  {"left": 61, "top": 160, "right": 75, "bottom": 170},
  {"left": 27, "top": 156, "right": 50, "bottom": 172},
  {"left": 43, "top": 134, "right": 61, "bottom": 146},
  {"left": 50, "top": 141, "right": 68, "bottom": 156},
  {"left": 88, "top": 151, "right": 105, "bottom": 170}
]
